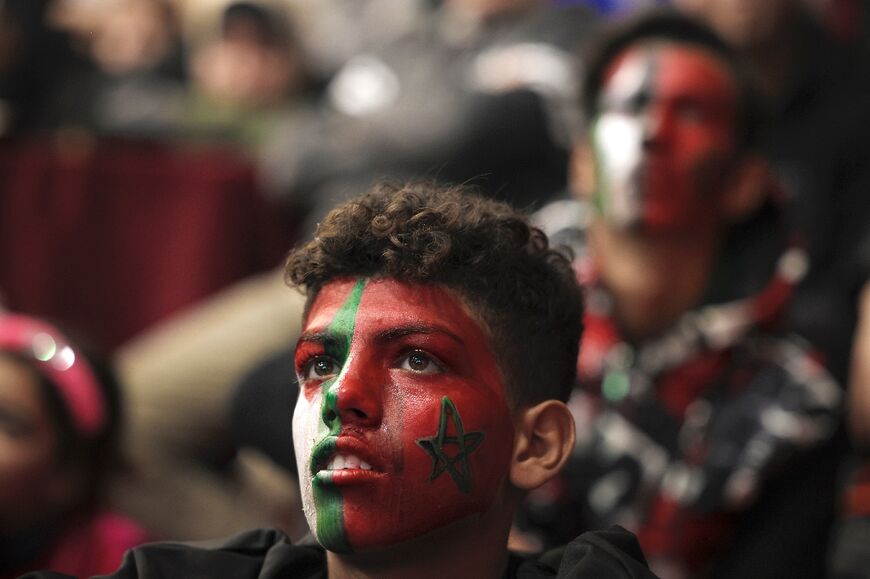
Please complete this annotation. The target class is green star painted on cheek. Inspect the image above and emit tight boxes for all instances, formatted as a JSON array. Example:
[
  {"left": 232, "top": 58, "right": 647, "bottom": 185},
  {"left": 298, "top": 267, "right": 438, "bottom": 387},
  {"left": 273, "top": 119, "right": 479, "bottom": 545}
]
[
  {"left": 416, "top": 396, "right": 485, "bottom": 494},
  {"left": 312, "top": 278, "right": 366, "bottom": 553}
]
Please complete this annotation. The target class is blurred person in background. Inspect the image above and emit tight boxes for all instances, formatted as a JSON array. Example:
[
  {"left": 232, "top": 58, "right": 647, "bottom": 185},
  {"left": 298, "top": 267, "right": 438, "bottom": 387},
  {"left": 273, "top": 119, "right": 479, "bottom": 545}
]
[
  {"left": 0, "top": 314, "right": 149, "bottom": 577},
  {"left": 83, "top": 0, "right": 188, "bottom": 137},
  {"left": 24, "top": 181, "right": 658, "bottom": 579},
  {"left": 674, "top": 0, "right": 870, "bottom": 398},
  {"left": 182, "top": 1, "right": 318, "bottom": 151},
  {"left": 105, "top": 0, "right": 600, "bottom": 540},
  {"left": 259, "top": 0, "right": 599, "bottom": 231},
  {"left": 669, "top": 2, "right": 870, "bottom": 574},
  {"left": 519, "top": 11, "right": 842, "bottom": 579},
  {"left": 0, "top": 0, "right": 188, "bottom": 136}
]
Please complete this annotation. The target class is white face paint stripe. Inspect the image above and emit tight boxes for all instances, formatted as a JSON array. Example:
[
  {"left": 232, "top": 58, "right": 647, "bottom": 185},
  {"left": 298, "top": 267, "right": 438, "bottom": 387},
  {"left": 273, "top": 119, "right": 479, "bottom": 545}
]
[
  {"left": 593, "top": 48, "right": 657, "bottom": 229},
  {"left": 595, "top": 113, "right": 645, "bottom": 227},
  {"left": 293, "top": 389, "right": 324, "bottom": 534}
]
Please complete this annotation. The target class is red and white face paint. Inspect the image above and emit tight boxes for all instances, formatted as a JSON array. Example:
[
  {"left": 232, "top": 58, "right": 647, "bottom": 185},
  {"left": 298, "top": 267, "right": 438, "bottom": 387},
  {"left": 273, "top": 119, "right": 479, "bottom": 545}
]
[
  {"left": 292, "top": 278, "right": 514, "bottom": 553},
  {"left": 591, "top": 41, "right": 738, "bottom": 234}
]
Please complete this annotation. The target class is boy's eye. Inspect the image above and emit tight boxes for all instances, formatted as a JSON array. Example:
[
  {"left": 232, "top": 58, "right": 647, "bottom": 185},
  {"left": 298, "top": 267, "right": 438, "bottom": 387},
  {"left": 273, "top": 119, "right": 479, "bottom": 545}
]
[
  {"left": 398, "top": 351, "right": 441, "bottom": 375},
  {"left": 303, "top": 357, "right": 340, "bottom": 381}
]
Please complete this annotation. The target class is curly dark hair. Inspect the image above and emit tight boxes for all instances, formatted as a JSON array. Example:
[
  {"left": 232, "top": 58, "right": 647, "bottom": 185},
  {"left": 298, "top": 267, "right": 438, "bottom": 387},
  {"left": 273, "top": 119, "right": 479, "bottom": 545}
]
[{"left": 285, "top": 181, "right": 584, "bottom": 407}]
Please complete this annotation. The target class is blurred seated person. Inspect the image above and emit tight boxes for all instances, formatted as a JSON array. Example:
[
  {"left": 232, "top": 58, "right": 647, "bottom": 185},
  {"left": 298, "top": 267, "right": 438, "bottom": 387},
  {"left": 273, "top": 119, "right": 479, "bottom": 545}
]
[
  {"left": 183, "top": 1, "right": 316, "bottom": 150},
  {"left": 42, "top": 0, "right": 187, "bottom": 136},
  {"left": 260, "top": 0, "right": 600, "bottom": 231},
  {"left": 828, "top": 287, "right": 870, "bottom": 577},
  {"left": 519, "top": 12, "right": 842, "bottom": 579},
  {"left": 90, "top": 0, "right": 187, "bottom": 136},
  {"left": 0, "top": 313, "right": 149, "bottom": 577},
  {"left": 26, "top": 182, "right": 658, "bottom": 578}
]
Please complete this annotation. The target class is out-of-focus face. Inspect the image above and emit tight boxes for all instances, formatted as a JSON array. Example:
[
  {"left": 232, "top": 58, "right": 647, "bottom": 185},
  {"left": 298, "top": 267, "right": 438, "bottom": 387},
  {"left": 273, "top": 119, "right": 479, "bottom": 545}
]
[
  {"left": 0, "top": 355, "right": 60, "bottom": 534},
  {"left": 590, "top": 41, "right": 738, "bottom": 235},
  {"left": 191, "top": 18, "right": 299, "bottom": 107},
  {"left": 292, "top": 278, "right": 515, "bottom": 553}
]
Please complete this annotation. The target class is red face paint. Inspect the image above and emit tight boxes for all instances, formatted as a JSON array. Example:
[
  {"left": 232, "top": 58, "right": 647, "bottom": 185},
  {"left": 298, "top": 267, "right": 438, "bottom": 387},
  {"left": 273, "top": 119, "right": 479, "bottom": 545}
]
[
  {"left": 592, "top": 41, "right": 738, "bottom": 234},
  {"left": 292, "top": 278, "right": 514, "bottom": 553}
]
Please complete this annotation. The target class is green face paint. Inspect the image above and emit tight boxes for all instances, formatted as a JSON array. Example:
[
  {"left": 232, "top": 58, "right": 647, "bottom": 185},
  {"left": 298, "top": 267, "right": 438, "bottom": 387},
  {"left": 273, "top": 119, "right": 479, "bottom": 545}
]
[{"left": 304, "top": 278, "right": 366, "bottom": 553}]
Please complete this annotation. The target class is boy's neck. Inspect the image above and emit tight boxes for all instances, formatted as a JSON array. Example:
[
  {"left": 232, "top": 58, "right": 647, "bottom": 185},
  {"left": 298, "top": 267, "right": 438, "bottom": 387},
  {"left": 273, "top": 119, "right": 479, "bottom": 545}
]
[{"left": 589, "top": 220, "right": 723, "bottom": 341}]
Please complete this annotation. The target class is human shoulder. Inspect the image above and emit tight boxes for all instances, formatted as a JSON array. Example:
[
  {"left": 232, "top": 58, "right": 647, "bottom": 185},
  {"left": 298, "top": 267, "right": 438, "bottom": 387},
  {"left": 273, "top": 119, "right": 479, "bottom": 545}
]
[
  {"left": 510, "top": 526, "right": 658, "bottom": 578},
  {"left": 18, "top": 529, "right": 327, "bottom": 579}
]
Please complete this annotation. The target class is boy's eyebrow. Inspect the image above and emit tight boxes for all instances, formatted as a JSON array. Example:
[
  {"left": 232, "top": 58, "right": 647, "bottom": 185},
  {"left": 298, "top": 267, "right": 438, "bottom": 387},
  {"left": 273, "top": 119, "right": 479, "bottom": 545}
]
[
  {"left": 374, "top": 324, "right": 464, "bottom": 346},
  {"left": 296, "top": 330, "right": 340, "bottom": 347}
]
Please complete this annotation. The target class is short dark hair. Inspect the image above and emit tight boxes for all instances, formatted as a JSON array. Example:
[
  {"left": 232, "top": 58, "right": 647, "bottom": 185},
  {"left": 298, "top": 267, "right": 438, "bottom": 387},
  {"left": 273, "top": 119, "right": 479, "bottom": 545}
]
[
  {"left": 582, "top": 9, "right": 766, "bottom": 152},
  {"left": 223, "top": 1, "right": 293, "bottom": 48},
  {"left": 285, "top": 181, "right": 584, "bottom": 408}
]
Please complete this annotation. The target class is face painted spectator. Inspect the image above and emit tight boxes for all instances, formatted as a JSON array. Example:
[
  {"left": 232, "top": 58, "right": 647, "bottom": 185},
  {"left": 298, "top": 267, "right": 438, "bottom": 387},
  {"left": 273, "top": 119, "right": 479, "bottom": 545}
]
[
  {"left": 523, "top": 11, "right": 842, "bottom": 579},
  {"left": 674, "top": 0, "right": 870, "bottom": 398},
  {"left": 191, "top": 2, "right": 306, "bottom": 109}
]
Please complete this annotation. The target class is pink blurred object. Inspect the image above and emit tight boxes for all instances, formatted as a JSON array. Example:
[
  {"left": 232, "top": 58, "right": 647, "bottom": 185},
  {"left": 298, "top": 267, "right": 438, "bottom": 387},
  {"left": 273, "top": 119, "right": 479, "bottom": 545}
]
[{"left": 0, "top": 313, "right": 106, "bottom": 435}]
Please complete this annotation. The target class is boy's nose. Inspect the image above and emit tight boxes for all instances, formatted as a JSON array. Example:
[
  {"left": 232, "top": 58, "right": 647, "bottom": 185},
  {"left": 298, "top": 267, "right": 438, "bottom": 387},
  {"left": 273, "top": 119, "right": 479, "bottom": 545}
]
[{"left": 321, "top": 363, "right": 382, "bottom": 429}]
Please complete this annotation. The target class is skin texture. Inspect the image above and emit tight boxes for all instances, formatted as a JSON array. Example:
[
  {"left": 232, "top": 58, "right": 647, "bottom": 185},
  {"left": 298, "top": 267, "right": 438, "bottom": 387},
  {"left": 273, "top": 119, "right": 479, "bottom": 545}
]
[
  {"left": 292, "top": 278, "right": 515, "bottom": 553},
  {"left": 591, "top": 41, "right": 738, "bottom": 235},
  {"left": 0, "top": 355, "right": 63, "bottom": 535}
]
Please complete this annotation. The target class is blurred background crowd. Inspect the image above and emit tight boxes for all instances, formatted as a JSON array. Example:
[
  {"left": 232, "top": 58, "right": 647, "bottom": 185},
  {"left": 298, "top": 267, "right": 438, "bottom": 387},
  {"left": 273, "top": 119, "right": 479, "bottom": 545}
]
[{"left": 1, "top": 0, "right": 870, "bottom": 577}]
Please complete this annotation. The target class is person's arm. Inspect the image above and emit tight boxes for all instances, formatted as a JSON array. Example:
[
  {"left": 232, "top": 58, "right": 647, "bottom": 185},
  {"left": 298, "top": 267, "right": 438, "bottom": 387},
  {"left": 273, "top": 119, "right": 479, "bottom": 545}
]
[{"left": 848, "top": 280, "right": 870, "bottom": 451}]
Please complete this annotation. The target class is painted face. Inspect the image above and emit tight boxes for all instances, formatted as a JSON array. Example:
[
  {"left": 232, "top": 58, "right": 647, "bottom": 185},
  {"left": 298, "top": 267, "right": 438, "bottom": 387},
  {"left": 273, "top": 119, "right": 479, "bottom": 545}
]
[
  {"left": 292, "top": 278, "right": 514, "bottom": 553},
  {"left": 591, "top": 41, "right": 738, "bottom": 234}
]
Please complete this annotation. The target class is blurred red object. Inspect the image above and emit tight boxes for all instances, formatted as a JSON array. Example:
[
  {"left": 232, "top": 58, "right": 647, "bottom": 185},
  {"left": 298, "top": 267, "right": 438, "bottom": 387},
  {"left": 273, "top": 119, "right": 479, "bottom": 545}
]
[
  {"left": 0, "top": 135, "right": 296, "bottom": 351},
  {"left": 827, "top": 0, "right": 863, "bottom": 43}
]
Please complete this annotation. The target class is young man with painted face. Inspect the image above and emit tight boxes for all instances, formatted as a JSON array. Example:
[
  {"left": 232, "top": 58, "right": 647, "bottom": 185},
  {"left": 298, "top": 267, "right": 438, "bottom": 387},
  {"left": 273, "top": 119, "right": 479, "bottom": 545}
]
[
  {"left": 520, "top": 11, "right": 842, "bottom": 579},
  {"left": 26, "top": 182, "right": 657, "bottom": 578}
]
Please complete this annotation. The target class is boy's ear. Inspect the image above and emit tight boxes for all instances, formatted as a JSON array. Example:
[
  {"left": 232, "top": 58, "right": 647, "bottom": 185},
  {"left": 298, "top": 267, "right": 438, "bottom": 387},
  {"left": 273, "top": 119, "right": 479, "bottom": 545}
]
[
  {"left": 509, "top": 400, "right": 575, "bottom": 491},
  {"left": 720, "top": 154, "right": 769, "bottom": 222}
]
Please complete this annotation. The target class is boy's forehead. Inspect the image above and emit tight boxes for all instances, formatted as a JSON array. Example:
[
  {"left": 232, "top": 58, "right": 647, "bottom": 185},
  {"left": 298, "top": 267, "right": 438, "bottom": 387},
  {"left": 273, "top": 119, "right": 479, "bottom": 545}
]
[{"left": 303, "top": 277, "right": 491, "bottom": 342}]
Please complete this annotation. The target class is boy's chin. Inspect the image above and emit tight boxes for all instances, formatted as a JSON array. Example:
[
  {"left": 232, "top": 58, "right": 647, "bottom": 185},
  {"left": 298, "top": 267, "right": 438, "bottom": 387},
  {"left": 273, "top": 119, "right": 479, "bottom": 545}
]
[{"left": 321, "top": 512, "right": 483, "bottom": 558}]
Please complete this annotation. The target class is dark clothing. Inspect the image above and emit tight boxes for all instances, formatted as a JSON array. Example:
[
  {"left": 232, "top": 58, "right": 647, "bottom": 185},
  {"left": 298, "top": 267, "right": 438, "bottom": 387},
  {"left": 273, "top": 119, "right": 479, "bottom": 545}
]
[
  {"left": 21, "top": 526, "right": 658, "bottom": 579},
  {"left": 829, "top": 461, "right": 870, "bottom": 579},
  {"left": 768, "top": 13, "right": 870, "bottom": 384},
  {"left": 524, "top": 200, "right": 843, "bottom": 578}
]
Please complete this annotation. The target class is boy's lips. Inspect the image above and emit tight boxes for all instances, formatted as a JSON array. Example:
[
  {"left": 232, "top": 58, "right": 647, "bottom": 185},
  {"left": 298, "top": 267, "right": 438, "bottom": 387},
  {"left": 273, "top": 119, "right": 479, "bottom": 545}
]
[{"left": 311, "top": 435, "right": 386, "bottom": 485}]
